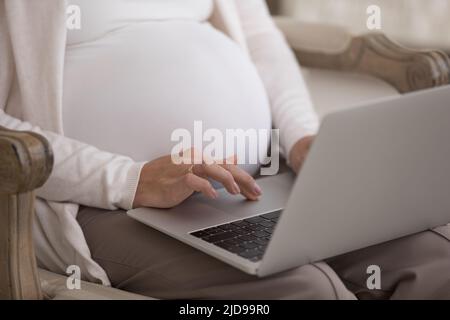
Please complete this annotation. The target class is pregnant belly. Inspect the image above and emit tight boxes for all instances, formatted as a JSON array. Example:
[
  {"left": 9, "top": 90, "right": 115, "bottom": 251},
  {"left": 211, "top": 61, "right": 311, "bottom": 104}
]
[{"left": 63, "top": 21, "right": 272, "bottom": 175}]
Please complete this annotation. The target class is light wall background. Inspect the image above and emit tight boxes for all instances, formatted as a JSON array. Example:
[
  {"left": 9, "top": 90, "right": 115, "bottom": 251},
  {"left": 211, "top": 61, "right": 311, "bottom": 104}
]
[{"left": 277, "top": 0, "right": 450, "bottom": 52}]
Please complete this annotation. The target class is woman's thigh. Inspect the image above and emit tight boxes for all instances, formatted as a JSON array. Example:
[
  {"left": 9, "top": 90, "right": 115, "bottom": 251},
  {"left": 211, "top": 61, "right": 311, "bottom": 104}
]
[{"left": 77, "top": 207, "right": 354, "bottom": 300}]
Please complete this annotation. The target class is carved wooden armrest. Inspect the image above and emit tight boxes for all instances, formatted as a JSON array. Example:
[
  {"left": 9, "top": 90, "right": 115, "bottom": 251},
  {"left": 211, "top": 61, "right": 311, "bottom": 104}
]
[
  {"left": 0, "top": 125, "right": 53, "bottom": 300},
  {"left": 275, "top": 17, "right": 450, "bottom": 93}
]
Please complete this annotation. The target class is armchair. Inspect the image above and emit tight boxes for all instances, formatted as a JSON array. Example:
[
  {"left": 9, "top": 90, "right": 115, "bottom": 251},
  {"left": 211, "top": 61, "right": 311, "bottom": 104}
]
[
  {"left": 0, "top": 127, "right": 52, "bottom": 299},
  {"left": 1, "top": 17, "right": 449, "bottom": 300}
]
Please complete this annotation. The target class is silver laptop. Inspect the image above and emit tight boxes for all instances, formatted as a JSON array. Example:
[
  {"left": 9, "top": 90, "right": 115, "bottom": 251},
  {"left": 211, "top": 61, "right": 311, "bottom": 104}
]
[{"left": 128, "top": 85, "right": 450, "bottom": 277}]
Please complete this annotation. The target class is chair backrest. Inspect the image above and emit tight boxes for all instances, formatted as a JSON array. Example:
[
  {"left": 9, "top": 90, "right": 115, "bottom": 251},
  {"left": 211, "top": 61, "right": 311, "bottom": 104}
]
[
  {"left": 275, "top": 17, "right": 450, "bottom": 93},
  {"left": 278, "top": 0, "right": 450, "bottom": 53}
]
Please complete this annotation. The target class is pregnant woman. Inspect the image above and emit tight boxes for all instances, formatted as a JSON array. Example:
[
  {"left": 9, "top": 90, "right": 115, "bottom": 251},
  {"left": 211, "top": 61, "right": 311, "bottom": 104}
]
[{"left": 1, "top": 0, "right": 449, "bottom": 299}]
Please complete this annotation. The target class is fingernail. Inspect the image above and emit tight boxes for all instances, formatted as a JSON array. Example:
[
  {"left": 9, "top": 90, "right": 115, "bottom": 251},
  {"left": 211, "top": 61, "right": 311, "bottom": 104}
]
[
  {"left": 233, "top": 182, "right": 241, "bottom": 195},
  {"left": 211, "top": 189, "right": 219, "bottom": 199},
  {"left": 225, "top": 154, "right": 237, "bottom": 165},
  {"left": 253, "top": 183, "right": 262, "bottom": 195}
]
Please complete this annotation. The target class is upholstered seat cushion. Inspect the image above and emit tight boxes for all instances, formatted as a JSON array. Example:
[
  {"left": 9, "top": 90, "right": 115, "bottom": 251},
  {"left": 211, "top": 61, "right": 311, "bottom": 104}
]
[
  {"left": 39, "top": 269, "right": 152, "bottom": 300},
  {"left": 302, "top": 68, "right": 399, "bottom": 118}
]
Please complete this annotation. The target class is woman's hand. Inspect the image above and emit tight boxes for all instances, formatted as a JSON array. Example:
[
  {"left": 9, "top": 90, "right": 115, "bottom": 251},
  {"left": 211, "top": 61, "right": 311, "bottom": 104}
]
[
  {"left": 288, "top": 136, "right": 315, "bottom": 174},
  {"left": 132, "top": 150, "right": 262, "bottom": 209}
]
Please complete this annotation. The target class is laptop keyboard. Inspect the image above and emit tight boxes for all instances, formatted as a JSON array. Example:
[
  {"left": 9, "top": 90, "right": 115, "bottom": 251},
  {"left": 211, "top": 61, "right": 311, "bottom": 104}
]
[{"left": 190, "top": 210, "right": 282, "bottom": 262}]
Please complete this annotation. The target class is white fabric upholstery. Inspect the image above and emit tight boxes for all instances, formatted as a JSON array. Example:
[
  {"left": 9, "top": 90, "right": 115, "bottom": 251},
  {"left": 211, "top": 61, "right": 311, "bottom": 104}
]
[
  {"left": 302, "top": 68, "right": 399, "bottom": 118},
  {"left": 273, "top": 16, "right": 401, "bottom": 118},
  {"left": 39, "top": 269, "right": 152, "bottom": 300},
  {"left": 280, "top": 0, "right": 450, "bottom": 52},
  {"left": 274, "top": 17, "right": 351, "bottom": 54}
]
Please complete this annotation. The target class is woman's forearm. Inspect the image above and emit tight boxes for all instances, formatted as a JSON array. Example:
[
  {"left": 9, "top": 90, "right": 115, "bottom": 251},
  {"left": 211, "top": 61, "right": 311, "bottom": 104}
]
[{"left": 0, "top": 109, "right": 145, "bottom": 210}]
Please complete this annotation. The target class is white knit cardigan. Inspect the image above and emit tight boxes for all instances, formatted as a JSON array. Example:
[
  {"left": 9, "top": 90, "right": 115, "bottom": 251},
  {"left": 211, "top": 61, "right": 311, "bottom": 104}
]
[{"left": 0, "top": 0, "right": 319, "bottom": 284}]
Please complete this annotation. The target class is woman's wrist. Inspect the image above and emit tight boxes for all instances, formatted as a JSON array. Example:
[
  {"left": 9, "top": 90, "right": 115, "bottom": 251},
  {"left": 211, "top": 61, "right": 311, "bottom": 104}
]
[{"left": 288, "top": 136, "right": 315, "bottom": 174}]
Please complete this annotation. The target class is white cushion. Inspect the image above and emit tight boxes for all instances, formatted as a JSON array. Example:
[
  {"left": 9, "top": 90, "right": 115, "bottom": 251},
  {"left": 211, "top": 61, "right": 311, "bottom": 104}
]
[
  {"left": 39, "top": 269, "right": 153, "bottom": 300},
  {"left": 302, "top": 68, "right": 399, "bottom": 118}
]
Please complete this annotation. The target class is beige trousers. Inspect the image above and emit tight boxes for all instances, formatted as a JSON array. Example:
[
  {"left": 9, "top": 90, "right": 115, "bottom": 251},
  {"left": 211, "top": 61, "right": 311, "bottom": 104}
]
[{"left": 77, "top": 207, "right": 450, "bottom": 300}]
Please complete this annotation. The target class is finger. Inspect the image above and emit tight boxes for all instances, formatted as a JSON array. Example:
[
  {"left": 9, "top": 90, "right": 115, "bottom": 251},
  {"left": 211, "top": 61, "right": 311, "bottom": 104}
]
[
  {"left": 222, "top": 154, "right": 261, "bottom": 199},
  {"left": 221, "top": 164, "right": 261, "bottom": 200},
  {"left": 194, "top": 163, "right": 241, "bottom": 195},
  {"left": 184, "top": 173, "right": 218, "bottom": 199},
  {"left": 224, "top": 154, "right": 238, "bottom": 165},
  {"left": 178, "top": 147, "right": 203, "bottom": 165}
]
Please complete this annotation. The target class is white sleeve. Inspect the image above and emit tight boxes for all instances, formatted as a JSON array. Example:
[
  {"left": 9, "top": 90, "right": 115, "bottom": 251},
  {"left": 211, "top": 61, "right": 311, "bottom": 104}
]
[
  {"left": 0, "top": 109, "right": 145, "bottom": 210},
  {"left": 235, "top": 0, "right": 319, "bottom": 157}
]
